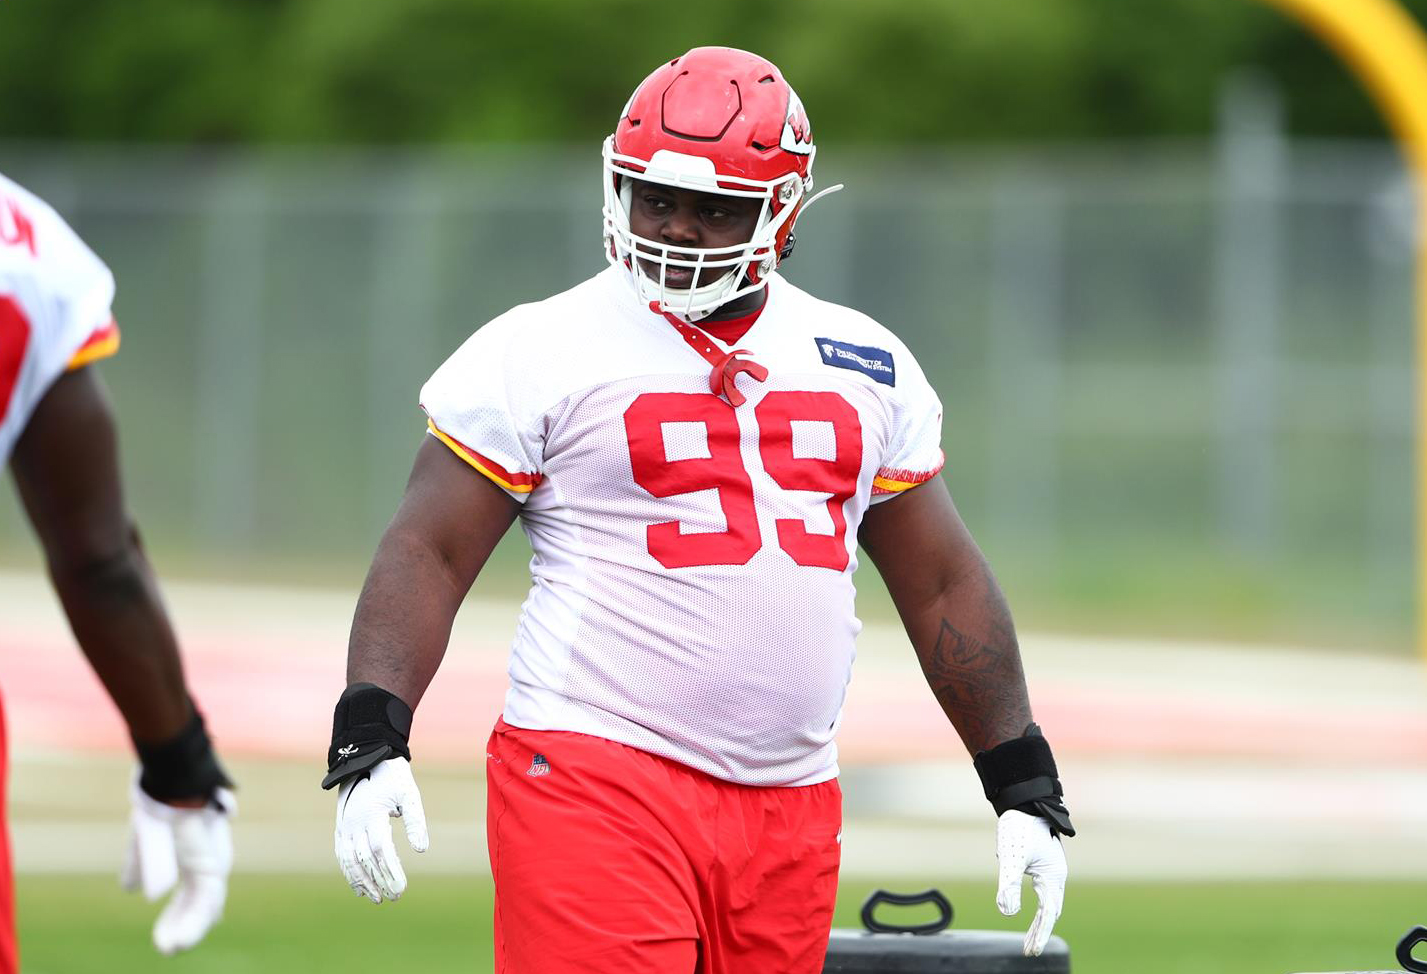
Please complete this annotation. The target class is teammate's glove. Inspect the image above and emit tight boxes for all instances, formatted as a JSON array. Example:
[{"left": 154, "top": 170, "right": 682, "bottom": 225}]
[
  {"left": 123, "top": 706, "right": 235, "bottom": 955},
  {"left": 121, "top": 775, "right": 236, "bottom": 955},
  {"left": 995, "top": 808, "right": 1067, "bottom": 956},
  {"left": 334, "top": 757, "right": 429, "bottom": 903},
  {"left": 973, "top": 723, "right": 1075, "bottom": 957}
]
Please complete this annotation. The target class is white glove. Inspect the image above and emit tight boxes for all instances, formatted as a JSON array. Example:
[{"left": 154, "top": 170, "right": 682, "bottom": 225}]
[
  {"left": 995, "top": 808, "right": 1067, "bottom": 957},
  {"left": 335, "top": 757, "right": 429, "bottom": 903},
  {"left": 120, "top": 775, "right": 235, "bottom": 955}
]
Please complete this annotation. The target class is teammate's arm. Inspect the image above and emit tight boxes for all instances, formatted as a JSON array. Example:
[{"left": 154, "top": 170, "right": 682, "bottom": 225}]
[
  {"left": 11, "top": 366, "right": 191, "bottom": 742},
  {"left": 327, "top": 435, "right": 519, "bottom": 904},
  {"left": 859, "top": 476, "right": 1072, "bottom": 957},
  {"left": 9, "top": 365, "right": 234, "bottom": 955}
]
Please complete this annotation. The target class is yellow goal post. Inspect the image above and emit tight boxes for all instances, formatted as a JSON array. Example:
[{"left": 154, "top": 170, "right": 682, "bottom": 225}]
[{"left": 1255, "top": 0, "right": 1427, "bottom": 662}]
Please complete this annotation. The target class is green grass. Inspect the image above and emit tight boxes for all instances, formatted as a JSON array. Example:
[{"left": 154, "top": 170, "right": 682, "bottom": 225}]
[{"left": 16, "top": 875, "right": 1425, "bottom": 973}]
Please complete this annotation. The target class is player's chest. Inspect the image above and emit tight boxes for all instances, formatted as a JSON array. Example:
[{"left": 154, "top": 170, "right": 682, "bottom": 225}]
[
  {"left": 544, "top": 368, "right": 891, "bottom": 468},
  {"left": 535, "top": 374, "right": 892, "bottom": 569}
]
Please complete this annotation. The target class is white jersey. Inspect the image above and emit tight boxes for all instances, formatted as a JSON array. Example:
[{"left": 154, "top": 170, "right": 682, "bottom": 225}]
[
  {"left": 421, "top": 267, "right": 944, "bottom": 786},
  {"left": 0, "top": 173, "right": 119, "bottom": 464}
]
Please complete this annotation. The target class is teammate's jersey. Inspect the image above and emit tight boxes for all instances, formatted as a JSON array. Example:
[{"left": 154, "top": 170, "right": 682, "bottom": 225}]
[
  {"left": 0, "top": 173, "right": 120, "bottom": 465},
  {"left": 421, "top": 267, "right": 944, "bottom": 786}
]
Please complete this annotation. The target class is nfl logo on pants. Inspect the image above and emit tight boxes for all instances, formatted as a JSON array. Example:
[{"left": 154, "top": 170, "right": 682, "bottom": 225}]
[{"left": 526, "top": 754, "right": 551, "bottom": 777}]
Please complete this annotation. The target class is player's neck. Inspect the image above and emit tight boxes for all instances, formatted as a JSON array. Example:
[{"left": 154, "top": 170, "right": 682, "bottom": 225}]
[{"left": 702, "top": 286, "right": 767, "bottom": 323}]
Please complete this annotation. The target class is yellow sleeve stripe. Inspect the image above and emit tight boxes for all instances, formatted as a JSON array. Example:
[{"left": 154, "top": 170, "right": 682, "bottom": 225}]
[
  {"left": 872, "top": 454, "right": 946, "bottom": 495},
  {"left": 426, "top": 420, "right": 538, "bottom": 494},
  {"left": 66, "top": 321, "right": 121, "bottom": 371},
  {"left": 872, "top": 474, "right": 926, "bottom": 494}
]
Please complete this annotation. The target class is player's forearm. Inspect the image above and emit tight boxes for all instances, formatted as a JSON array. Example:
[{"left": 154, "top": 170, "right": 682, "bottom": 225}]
[
  {"left": 902, "top": 554, "right": 1033, "bottom": 755},
  {"left": 346, "top": 524, "right": 467, "bottom": 709},
  {"left": 49, "top": 526, "right": 192, "bottom": 742}
]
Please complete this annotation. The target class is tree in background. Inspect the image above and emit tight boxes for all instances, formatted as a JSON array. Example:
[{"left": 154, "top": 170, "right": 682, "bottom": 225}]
[{"left": 2, "top": 0, "right": 1423, "bottom": 145}]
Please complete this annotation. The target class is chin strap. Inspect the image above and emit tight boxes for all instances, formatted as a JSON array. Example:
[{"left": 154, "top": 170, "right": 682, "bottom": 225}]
[{"left": 654, "top": 304, "right": 769, "bottom": 407}]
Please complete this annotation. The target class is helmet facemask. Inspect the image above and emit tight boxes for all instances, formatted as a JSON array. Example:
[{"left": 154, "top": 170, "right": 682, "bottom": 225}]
[
  {"left": 602, "top": 138, "right": 809, "bottom": 321},
  {"left": 603, "top": 47, "right": 843, "bottom": 320}
]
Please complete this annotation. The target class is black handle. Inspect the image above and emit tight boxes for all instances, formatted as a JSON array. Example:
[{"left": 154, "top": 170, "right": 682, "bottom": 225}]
[
  {"left": 859, "top": 889, "right": 954, "bottom": 935},
  {"left": 1398, "top": 925, "right": 1427, "bottom": 973}
]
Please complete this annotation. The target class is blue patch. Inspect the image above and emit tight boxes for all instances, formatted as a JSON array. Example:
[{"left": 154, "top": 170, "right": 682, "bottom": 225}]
[{"left": 815, "top": 338, "right": 896, "bottom": 386}]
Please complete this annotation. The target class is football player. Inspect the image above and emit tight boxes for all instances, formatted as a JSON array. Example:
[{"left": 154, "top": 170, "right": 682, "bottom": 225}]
[
  {"left": 0, "top": 172, "right": 235, "bottom": 970},
  {"left": 325, "top": 47, "right": 1073, "bottom": 972}
]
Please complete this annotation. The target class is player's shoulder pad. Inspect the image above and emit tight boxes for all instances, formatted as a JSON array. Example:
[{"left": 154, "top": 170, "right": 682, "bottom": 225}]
[
  {"left": 462, "top": 278, "right": 607, "bottom": 373},
  {"left": 0, "top": 172, "right": 117, "bottom": 352},
  {"left": 424, "top": 274, "right": 615, "bottom": 418},
  {"left": 0, "top": 171, "right": 55, "bottom": 252},
  {"left": 773, "top": 275, "right": 924, "bottom": 392},
  {"left": 0, "top": 173, "right": 96, "bottom": 268}
]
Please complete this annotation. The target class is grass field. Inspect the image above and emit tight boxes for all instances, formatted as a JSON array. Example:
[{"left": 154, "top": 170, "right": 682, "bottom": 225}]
[
  {"left": 7, "top": 572, "right": 1425, "bottom": 972},
  {"left": 16, "top": 874, "right": 1426, "bottom": 974}
]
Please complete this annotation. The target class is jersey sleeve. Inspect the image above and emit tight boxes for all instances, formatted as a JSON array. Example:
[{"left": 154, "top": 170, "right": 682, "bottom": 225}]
[
  {"left": 55, "top": 250, "right": 116, "bottom": 370},
  {"left": 0, "top": 175, "right": 118, "bottom": 376},
  {"left": 66, "top": 317, "right": 120, "bottom": 370},
  {"left": 419, "top": 312, "right": 545, "bottom": 502},
  {"left": 870, "top": 344, "right": 945, "bottom": 504},
  {"left": 33, "top": 194, "right": 118, "bottom": 371}
]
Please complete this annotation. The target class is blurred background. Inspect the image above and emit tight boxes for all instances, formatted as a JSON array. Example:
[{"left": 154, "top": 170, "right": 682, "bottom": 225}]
[{"left": 2, "top": 1, "right": 1426, "bottom": 972}]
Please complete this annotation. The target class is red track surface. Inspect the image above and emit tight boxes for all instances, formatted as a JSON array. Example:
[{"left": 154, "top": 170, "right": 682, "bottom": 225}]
[{"left": 5, "top": 618, "right": 1426, "bottom": 766}]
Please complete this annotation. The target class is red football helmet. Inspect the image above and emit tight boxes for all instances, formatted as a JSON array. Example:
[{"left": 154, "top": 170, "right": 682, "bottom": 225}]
[{"left": 602, "top": 47, "right": 841, "bottom": 319}]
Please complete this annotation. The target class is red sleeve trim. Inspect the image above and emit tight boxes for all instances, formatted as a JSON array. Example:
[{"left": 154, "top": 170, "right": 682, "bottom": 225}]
[
  {"left": 872, "top": 453, "right": 945, "bottom": 495},
  {"left": 425, "top": 418, "right": 541, "bottom": 493},
  {"left": 66, "top": 318, "right": 120, "bottom": 371}
]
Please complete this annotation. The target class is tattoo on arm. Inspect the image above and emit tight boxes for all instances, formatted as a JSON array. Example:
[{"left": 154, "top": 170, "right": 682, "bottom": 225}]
[{"left": 918, "top": 585, "right": 1032, "bottom": 753}]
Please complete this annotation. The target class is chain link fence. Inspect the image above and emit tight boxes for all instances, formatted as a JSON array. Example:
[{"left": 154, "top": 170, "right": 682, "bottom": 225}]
[{"left": 0, "top": 115, "right": 1417, "bottom": 647}]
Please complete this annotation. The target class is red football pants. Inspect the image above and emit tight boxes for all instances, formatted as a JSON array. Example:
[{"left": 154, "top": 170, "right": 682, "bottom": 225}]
[
  {"left": 0, "top": 689, "right": 16, "bottom": 974},
  {"left": 486, "top": 719, "right": 842, "bottom": 974}
]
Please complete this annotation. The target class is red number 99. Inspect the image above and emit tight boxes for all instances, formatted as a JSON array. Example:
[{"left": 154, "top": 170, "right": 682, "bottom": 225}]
[{"left": 623, "top": 390, "right": 863, "bottom": 570}]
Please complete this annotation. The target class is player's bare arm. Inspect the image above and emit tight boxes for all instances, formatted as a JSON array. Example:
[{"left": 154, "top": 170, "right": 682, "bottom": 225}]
[
  {"left": 346, "top": 435, "right": 519, "bottom": 703},
  {"left": 9, "top": 363, "right": 234, "bottom": 953},
  {"left": 861, "top": 474, "right": 1073, "bottom": 957},
  {"left": 11, "top": 366, "right": 192, "bottom": 742},
  {"left": 858, "top": 474, "right": 1031, "bottom": 753},
  {"left": 326, "top": 436, "right": 518, "bottom": 904}
]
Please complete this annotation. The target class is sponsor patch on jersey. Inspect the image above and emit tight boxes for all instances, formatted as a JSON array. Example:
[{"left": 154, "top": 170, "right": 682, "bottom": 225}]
[{"left": 815, "top": 338, "right": 895, "bottom": 386}]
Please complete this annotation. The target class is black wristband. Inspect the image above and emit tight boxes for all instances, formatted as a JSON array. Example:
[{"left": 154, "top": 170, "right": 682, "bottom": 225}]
[
  {"left": 133, "top": 707, "right": 233, "bottom": 803},
  {"left": 972, "top": 723, "right": 1076, "bottom": 837},
  {"left": 321, "top": 683, "right": 413, "bottom": 790}
]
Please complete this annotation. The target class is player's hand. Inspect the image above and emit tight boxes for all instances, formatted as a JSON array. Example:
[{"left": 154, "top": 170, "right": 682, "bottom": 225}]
[
  {"left": 995, "top": 808, "right": 1067, "bottom": 956},
  {"left": 120, "top": 775, "right": 236, "bottom": 955},
  {"left": 334, "top": 757, "right": 429, "bottom": 903}
]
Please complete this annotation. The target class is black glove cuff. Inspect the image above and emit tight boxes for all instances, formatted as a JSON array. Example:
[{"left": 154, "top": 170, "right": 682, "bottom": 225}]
[
  {"left": 972, "top": 723, "right": 1076, "bottom": 837},
  {"left": 133, "top": 706, "right": 233, "bottom": 803},
  {"left": 322, "top": 683, "right": 413, "bottom": 790}
]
